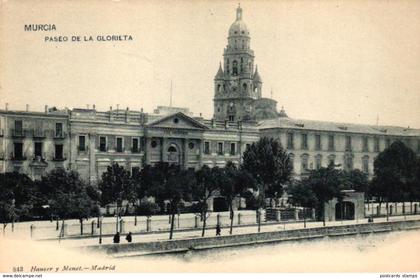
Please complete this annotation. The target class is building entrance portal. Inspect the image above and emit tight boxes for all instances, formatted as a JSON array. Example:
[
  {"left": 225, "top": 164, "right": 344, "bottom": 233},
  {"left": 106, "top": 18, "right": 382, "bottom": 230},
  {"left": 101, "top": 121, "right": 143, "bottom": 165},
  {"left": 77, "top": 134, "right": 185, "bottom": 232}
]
[
  {"left": 167, "top": 145, "right": 180, "bottom": 164},
  {"left": 335, "top": 201, "right": 355, "bottom": 220}
]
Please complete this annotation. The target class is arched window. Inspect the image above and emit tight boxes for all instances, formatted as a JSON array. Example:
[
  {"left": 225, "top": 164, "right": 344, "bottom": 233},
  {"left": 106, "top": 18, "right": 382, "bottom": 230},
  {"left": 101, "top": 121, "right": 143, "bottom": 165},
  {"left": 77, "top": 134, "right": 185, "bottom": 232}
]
[
  {"left": 344, "top": 154, "right": 354, "bottom": 171},
  {"left": 168, "top": 146, "right": 177, "bottom": 153},
  {"left": 232, "top": 61, "right": 238, "bottom": 76},
  {"left": 362, "top": 156, "right": 369, "bottom": 174},
  {"left": 301, "top": 154, "right": 309, "bottom": 172},
  {"left": 315, "top": 154, "right": 322, "bottom": 170},
  {"left": 240, "top": 57, "right": 244, "bottom": 73},
  {"left": 242, "top": 83, "right": 247, "bottom": 92},
  {"left": 217, "top": 84, "right": 221, "bottom": 92},
  {"left": 289, "top": 153, "right": 295, "bottom": 171},
  {"left": 328, "top": 154, "right": 336, "bottom": 167},
  {"left": 226, "top": 59, "right": 230, "bottom": 74}
]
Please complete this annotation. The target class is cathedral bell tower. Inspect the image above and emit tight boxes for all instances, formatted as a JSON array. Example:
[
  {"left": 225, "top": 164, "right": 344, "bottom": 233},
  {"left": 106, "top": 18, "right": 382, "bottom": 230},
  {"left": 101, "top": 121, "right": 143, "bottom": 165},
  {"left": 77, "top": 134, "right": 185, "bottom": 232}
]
[{"left": 213, "top": 4, "right": 262, "bottom": 122}]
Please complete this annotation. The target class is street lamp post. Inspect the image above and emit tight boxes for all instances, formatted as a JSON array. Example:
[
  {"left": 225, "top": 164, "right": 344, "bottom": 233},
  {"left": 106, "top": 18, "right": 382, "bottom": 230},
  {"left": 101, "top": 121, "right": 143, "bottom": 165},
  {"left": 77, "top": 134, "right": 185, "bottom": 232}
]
[{"left": 99, "top": 216, "right": 103, "bottom": 244}]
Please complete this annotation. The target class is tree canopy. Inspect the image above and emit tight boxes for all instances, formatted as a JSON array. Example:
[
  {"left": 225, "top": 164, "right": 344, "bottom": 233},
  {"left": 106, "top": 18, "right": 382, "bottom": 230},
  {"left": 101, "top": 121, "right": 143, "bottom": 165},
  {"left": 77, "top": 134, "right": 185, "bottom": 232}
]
[
  {"left": 0, "top": 172, "right": 35, "bottom": 224},
  {"left": 99, "top": 163, "right": 136, "bottom": 214},
  {"left": 371, "top": 141, "right": 418, "bottom": 203},
  {"left": 242, "top": 137, "right": 292, "bottom": 202},
  {"left": 39, "top": 168, "right": 99, "bottom": 220}
]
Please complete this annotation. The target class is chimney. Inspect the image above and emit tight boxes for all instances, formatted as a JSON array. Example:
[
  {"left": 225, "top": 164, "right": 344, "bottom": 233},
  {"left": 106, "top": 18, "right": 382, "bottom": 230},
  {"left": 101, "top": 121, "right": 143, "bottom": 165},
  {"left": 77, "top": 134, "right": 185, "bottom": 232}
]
[
  {"left": 86, "top": 104, "right": 90, "bottom": 109},
  {"left": 5, "top": 103, "right": 8, "bottom": 111},
  {"left": 141, "top": 108, "right": 143, "bottom": 113},
  {"left": 199, "top": 113, "right": 202, "bottom": 117},
  {"left": 45, "top": 105, "right": 48, "bottom": 114},
  {"left": 26, "top": 104, "right": 29, "bottom": 112},
  {"left": 109, "top": 106, "right": 113, "bottom": 121},
  {"left": 116, "top": 104, "right": 120, "bottom": 111},
  {"left": 125, "top": 107, "right": 129, "bottom": 123},
  {"left": 92, "top": 104, "right": 96, "bottom": 110}
]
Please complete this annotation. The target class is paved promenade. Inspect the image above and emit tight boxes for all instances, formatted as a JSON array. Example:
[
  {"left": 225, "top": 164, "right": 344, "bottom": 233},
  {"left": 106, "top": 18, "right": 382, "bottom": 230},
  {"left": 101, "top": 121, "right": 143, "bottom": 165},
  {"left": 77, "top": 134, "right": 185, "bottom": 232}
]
[{"left": 39, "top": 214, "right": 420, "bottom": 248}]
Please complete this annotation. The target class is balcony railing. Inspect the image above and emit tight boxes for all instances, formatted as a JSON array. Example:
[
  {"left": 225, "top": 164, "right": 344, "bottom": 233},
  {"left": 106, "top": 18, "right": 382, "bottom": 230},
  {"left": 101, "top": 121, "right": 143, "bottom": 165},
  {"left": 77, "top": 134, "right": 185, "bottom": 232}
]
[
  {"left": 54, "top": 131, "right": 67, "bottom": 139},
  {"left": 78, "top": 145, "right": 88, "bottom": 153},
  {"left": 11, "top": 129, "right": 27, "bottom": 138},
  {"left": 10, "top": 153, "right": 26, "bottom": 161},
  {"left": 32, "top": 155, "right": 46, "bottom": 162},
  {"left": 32, "top": 130, "right": 47, "bottom": 139},
  {"left": 53, "top": 157, "right": 67, "bottom": 161}
]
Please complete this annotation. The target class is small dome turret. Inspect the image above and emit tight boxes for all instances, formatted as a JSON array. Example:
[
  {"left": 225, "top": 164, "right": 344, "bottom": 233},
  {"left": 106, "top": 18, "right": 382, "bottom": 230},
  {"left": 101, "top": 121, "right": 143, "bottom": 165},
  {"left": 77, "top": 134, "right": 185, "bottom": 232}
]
[
  {"left": 278, "top": 106, "right": 288, "bottom": 118},
  {"left": 228, "top": 4, "right": 250, "bottom": 37},
  {"left": 214, "top": 62, "right": 224, "bottom": 80},
  {"left": 253, "top": 65, "right": 262, "bottom": 82}
]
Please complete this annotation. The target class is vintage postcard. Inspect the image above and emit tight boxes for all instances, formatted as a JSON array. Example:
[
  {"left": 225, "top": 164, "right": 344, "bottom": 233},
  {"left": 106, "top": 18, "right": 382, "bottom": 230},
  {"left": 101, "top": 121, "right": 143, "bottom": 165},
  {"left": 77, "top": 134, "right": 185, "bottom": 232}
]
[{"left": 0, "top": 0, "right": 420, "bottom": 275}]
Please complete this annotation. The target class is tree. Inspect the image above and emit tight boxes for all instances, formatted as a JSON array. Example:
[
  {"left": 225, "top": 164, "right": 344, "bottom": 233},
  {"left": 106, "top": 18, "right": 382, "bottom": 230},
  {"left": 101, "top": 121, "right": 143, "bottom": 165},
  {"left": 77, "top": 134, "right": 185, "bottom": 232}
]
[
  {"left": 218, "top": 162, "right": 254, "bottom": 234},
  {"left": 39, "top": 168, "right": 99, "bottom": 234},
  {"left": 288, "top": 180, "right": 318, "bottom": 228},
  {"left": 341, "top": 169, "right": 369, "bottom": 193},
  {"left": 145, "top": 162, "right": 194, "bottom": 239},
  {"left": 193, "top": 165, "right": 220, "bottom": 237},
  {"left": 301, "top": 166, "right": 343, "bottom": 226},
  {"left": 372, "top": 141, "right": 418, "bottom": 220},
  {"left": 99, "top": 163, "right": 135, "bottom": 216},
  {"left": 242, "top": 137, "right": 293, "bottom": 206},
  {"left": 0, "top": 172, "right": 35, "bottom": 230}
]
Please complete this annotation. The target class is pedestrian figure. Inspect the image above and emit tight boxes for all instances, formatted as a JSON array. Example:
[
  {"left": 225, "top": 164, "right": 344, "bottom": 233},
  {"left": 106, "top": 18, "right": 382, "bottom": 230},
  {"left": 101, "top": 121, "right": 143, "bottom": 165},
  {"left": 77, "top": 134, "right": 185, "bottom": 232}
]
[
  {"left": 216, "top": 224, "right": 221, "bottom": 236},
  {"left": 126, "top": 232, "right": 132, "bottom": 243},
  {"left": 113, "top": 232, "right": 120, "bottom": 243}
]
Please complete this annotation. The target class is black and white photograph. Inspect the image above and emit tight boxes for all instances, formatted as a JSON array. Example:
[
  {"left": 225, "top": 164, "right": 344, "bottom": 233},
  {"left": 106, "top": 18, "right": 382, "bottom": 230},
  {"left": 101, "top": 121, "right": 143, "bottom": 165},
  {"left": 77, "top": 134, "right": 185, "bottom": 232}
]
[{"left": 0, "top": 0, "right": 420, "bottom": 275}]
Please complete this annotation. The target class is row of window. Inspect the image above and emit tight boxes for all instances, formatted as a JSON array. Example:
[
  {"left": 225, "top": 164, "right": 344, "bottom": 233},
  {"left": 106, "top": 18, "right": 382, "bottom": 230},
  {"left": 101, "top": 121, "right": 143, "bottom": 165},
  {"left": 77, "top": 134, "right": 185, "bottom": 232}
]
[
  {"left": 13, "top": 120, "right": 64, "bottom": 137},
  {"left": 286, "top": 133, "right": 418, "bottom": 152},
  {"left": 293, "top": 153, "right": 371, "bottom": 175},
  {"left": 78, "top": 135, "right": 141, "bottom": 153},
  {"left": 203, "top": 141, "right": 238, "bottom": 156},
  {"left": 13, "top": 142, "right": 64, "bottom": 160}
]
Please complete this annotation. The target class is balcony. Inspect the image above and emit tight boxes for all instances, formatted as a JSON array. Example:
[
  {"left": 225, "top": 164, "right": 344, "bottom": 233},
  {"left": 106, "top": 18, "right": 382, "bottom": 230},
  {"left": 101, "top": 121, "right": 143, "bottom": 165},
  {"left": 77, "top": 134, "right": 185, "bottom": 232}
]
[
  {"left": 30, "top": 155, "right": 48, "bottom": 168},
  {"left": 131, "top": 147, "right": 140, "bottom": 153},
  {"left": 53, "top": 156, "right": 67, "bottom": 162},
  {"left": 78, "top": 145, "right": 89, "bottom": 154},
  {"left": 32, "top": 155, "right": 46, "bottom": 162},
  {"left": 32, "top": 130, "right": 47, "bottom": 139},
  {"left": 54, "top": 131, "right": 67, "bottom": 139},
  {"left": 10, "top": 153, "right": 26, "bottom": 161},
  {"left": 11, "top": 129, "right": 27, "bottom": 138}
]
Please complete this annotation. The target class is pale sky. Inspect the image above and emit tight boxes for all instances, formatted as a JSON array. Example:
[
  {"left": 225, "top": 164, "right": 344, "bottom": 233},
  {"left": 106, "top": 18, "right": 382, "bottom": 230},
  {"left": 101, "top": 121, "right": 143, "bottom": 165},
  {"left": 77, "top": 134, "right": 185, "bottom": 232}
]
[{"left": 1, "top": 0, "right": 420, "bottom": 128}]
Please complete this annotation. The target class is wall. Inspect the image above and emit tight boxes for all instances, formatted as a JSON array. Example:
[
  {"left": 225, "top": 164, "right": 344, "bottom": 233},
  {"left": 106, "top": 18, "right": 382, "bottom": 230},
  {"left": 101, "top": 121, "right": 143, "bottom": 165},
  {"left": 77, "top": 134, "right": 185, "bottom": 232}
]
[{"left": 86, "top": 219, "right": 420, "bottom": 255}]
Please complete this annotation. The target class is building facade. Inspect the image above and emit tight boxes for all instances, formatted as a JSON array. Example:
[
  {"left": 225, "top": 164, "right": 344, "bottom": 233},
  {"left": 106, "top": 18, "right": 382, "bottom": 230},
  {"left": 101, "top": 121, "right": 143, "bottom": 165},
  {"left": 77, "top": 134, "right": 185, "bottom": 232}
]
[{"left": 1, "top": 5, "right": 419, "bottom": 183}]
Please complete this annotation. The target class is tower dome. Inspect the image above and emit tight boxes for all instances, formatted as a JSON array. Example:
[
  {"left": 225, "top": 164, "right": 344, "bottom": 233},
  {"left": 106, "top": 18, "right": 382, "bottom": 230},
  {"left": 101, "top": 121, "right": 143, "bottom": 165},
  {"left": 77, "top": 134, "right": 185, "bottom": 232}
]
[{"left": 228, "top": 4, "right": 250, "bottom": 37}]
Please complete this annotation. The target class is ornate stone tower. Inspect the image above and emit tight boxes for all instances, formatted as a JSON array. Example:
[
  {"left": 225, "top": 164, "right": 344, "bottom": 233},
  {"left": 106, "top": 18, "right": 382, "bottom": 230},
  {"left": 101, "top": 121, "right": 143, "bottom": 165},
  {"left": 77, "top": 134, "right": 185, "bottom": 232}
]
[{"left": 213, "top": 5, "right": 262, "bottom": 122}]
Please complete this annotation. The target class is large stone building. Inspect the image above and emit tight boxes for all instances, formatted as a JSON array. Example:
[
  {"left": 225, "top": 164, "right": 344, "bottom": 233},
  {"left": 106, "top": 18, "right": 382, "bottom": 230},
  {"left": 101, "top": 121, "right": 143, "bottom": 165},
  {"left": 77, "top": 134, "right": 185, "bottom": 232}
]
[{"left": 1, "top": 5, "right": 419, "bottom": 184}]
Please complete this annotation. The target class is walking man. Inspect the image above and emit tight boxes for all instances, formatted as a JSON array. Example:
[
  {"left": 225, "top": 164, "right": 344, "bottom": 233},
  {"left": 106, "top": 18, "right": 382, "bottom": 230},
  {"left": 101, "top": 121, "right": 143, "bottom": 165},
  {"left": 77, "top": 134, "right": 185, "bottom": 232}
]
[
  {"left": 216, "top": 224, "right": 221, "bottom": 236},
  {"left": 113, "top": 232, "right": 120, "bottom": 243},
  {"left": 125, "top": 232, "right": 132, "bottom": 243}
]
